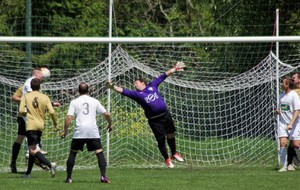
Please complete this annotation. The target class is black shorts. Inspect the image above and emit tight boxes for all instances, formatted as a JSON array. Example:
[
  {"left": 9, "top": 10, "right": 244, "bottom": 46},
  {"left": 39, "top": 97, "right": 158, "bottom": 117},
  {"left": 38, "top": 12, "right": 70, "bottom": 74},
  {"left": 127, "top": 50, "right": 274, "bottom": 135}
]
[
  {"left": 17, "top": 117, "right": 26, "bottom": 136},
  {"left": 26, "top": 130, "right": 42, "bottom": 146},
  {"left": 70, "top": 138, "right": 102, "bottom": 151},
  {"left": 148, "top": 111, "right": 176, "bottom": 140}
]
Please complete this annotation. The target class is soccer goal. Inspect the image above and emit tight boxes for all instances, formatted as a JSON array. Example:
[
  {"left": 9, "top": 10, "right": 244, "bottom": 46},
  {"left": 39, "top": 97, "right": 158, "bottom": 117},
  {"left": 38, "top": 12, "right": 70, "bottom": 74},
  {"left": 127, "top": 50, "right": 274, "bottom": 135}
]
[{"left": 0, "top": 37, "right": 300, "bottom": 170}]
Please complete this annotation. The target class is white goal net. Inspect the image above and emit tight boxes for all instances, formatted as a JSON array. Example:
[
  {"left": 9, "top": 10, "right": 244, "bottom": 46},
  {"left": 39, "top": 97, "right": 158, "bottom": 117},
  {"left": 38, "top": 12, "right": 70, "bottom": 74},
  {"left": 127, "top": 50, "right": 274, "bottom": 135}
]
[{"left": 0, "top": 42, "right": 299, "bottom": 171}]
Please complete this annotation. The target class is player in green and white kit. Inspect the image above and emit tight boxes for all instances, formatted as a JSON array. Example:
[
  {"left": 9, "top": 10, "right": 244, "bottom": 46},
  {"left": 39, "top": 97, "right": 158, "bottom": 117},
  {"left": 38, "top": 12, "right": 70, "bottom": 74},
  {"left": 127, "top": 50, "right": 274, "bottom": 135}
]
[{"left": 277, "top": 77, "right": 300, "bottom": 172}]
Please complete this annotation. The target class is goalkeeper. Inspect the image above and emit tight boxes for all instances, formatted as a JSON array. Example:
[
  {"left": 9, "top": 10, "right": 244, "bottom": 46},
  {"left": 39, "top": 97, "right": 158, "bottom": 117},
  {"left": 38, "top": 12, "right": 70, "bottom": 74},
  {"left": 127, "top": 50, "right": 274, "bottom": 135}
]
[{"left": 106, "top": 62, "right": 185, "bottom": 168}]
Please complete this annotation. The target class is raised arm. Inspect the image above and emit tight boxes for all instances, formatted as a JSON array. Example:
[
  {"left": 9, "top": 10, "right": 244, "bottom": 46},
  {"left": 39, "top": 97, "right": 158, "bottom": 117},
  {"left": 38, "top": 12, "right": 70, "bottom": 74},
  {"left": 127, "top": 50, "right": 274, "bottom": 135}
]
[{"left": 166, "top": 61, "right": 185, "bottom": 76}]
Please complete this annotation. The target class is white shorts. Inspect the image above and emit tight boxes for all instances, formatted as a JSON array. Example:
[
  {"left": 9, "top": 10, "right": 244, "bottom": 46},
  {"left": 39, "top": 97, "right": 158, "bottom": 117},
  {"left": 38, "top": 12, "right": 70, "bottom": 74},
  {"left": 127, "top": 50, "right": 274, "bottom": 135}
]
[
  {"left": 289, "top": 124, "right": 300, "bottom": 140},
  {"left": 278, "top": 124, "right": 289, "bottom": 138}
]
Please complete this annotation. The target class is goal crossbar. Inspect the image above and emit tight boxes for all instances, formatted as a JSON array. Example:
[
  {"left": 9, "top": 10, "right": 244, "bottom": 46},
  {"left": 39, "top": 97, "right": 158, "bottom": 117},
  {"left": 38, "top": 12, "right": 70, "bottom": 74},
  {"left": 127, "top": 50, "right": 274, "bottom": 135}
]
[{"left": 1, "top": 36, "right": 300, "bottom": 43}]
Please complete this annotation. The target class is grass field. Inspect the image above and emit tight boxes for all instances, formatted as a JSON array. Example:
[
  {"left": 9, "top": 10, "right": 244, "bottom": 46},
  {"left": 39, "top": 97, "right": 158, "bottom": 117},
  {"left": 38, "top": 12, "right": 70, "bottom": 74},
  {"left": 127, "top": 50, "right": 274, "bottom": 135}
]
[{"left": 1, "top": 166, "right": 300, "bottom": 190}]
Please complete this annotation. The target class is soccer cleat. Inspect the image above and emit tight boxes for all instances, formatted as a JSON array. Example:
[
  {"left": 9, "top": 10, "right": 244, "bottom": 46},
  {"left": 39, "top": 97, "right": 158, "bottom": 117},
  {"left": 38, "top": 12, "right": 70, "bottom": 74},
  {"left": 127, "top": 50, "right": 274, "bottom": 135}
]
[
  {"left": 25, "top": 152, "right": 29, "bottom": 159},
  {"left": 50, "top": 162, "right": 56, "bottom": 178},
  {"left": 65, "top": 178, "right": 72, "bottom": 184},
  {"left": 165, "top": 158, "right": 174, "bottom": 168},
  {"left": 101, "top": 176, "right": 110, "bottom": 183},
  {"left": 278, "top": 167, "right": 287, "bottom": 172},
  {"left": 10, "top": 162, "right": 17, "bottom": 173},
  {"left": 35, "top": 162, "right": 49, "bottom": 171},
  {"left": 287, "top": 164, "right": 295, "bottom": 171},
  {"left": 171, "top": 152, "right": 184, "bottom": 162}
]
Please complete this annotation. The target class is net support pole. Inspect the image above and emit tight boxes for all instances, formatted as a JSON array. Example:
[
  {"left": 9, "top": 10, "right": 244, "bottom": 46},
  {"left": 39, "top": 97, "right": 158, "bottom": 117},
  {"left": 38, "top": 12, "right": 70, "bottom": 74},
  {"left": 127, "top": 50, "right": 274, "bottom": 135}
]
[
  {"left": 106, "top": 0, "right": 113, "bottom": 166},
  {"left": 25, "top": 0, "right": 32, "bottom": 74},
  {"left": 275, "top": 8, "right": 281, "bottom": 166}
]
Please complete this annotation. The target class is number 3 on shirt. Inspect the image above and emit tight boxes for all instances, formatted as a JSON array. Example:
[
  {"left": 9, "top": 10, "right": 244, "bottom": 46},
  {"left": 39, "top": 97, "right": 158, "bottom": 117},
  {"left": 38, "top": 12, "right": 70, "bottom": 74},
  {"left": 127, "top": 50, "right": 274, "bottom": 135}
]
[{"left": 82, "top": 103, "right": 89, "bottom": 115}]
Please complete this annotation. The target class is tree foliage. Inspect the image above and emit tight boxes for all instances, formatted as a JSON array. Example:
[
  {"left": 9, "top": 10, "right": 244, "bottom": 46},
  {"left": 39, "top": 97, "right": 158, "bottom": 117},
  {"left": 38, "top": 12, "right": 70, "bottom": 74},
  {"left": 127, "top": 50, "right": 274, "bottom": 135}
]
[{"left": 0, "top": 0, "right": 299, "bottom": 73}]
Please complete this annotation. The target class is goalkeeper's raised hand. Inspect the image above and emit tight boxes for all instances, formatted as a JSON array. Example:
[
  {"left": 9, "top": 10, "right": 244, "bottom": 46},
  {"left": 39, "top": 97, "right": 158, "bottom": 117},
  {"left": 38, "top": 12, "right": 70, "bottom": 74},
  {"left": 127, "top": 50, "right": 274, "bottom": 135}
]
[
  {"left": 104, "top": 81, "right": 124, "bottom": 93},
  {"left": 105, "top": 81, "right": 114, "bottom": 90},
  {"left": 174, "top": 61, "right": 185, "bottom": 71},
  {"left": 167, "top": 61, "right": 186, "bottom": 76}
]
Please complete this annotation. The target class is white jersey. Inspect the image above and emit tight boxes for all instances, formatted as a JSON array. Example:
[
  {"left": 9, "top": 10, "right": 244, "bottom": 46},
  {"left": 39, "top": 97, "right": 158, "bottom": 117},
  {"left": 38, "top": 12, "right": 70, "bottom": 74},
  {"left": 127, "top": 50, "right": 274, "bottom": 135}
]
[
  {"left": 21, "top": 77, "right": 35, "bottom": 121},
  {"left": 22, "top": 77, "right": 35, "bottom": 96},
  {"left": 278, "top": 90, "right": 300, "bottom": 138},
  {"left": 67, "top": 95, "right": 107, "bottom": 139}
]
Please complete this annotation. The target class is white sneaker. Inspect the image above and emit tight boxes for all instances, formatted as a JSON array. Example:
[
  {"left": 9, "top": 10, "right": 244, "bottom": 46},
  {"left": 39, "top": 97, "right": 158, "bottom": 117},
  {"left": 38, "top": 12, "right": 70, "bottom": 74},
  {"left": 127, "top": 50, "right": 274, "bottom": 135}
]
[
  {"left": 278, "top": 167, "right": 287, "bottom": 172},
  {"left": 172, "top": 153, "right": 184, "bottom": 162},
  {"left": 287, "top": 164, "right": 295, "bottom": 171},
  {"left": 165, "top": 158, "right": 174, "bottom": 168},
  {"left": 50, "top": 163, "right": 56, "bottom": 178},
  {"left": 25, "top": 151, "right": 29, "bottom": 159}
]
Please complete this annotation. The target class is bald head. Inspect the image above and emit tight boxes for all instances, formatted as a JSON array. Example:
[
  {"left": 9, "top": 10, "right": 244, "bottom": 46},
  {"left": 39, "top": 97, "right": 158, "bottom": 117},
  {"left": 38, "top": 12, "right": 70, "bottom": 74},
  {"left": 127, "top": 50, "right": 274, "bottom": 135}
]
[{"left": 78, "top": 83, "right": 89, "bottom": 95}]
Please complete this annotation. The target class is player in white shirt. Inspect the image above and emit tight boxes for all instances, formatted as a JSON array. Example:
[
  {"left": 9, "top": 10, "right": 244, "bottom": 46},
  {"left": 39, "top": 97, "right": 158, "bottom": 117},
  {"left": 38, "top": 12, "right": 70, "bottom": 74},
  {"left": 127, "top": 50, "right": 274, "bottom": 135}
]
[
  {"left": 61, "top": 82, "right": 112, "bottom": 184},
  {"left": 22, "top": 68, "right": 43, "bottom": 95},
  {"left": 276, "top": 77, "right": 300, "bottom": 172},
  {"left": 22, "top": 68, "right": 60, "bottom": 168}
]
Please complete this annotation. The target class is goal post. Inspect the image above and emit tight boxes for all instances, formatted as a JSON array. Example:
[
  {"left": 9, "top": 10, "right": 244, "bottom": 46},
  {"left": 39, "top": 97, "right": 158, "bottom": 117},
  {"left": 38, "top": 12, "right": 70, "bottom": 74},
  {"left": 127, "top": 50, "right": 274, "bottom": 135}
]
[{"left": 0, "top": 37, "right": 300, "bottom": 171}]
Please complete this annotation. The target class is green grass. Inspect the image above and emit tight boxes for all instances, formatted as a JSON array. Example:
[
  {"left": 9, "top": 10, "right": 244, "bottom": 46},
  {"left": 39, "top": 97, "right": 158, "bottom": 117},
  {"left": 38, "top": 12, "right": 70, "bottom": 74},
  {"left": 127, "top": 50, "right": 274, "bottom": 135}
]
[{"left": 1, "top": 166, "right": 300, "bottom": 190}]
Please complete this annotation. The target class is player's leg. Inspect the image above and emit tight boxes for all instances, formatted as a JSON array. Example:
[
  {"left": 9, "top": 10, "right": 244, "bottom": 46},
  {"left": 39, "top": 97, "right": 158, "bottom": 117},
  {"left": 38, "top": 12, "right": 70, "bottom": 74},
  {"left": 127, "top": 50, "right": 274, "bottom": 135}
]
[
  {"left": 26, "top": 131, "right": 56, "bottom": 177},
  {"left": 65, "top": 139, "right": 82, "bottom": 183},
  {"left": 148, "top": 119, "right": 173, "bottom": 168},
  {"left": 87, "top": 139, "right": 110, "bottom": 183},
  {"left": 278, "top": 137, "right": 288, "bottom": 172},
  {"left": 10, "top": 117, "right": 26, "bottom": 173},
  {"left": 292, "top": 140, "right": 300, "bottom": 161},
  {"left": 287, "top": 142, "right": 296, "bottom": 171},
  {"left": 164, "top": 112, "right": 184, "bottom": 162},
  {"left": 24, "top": 152, "right": 35, "bottom": 177},
  {"left": 11, "top": 135, "right": 25, "bottom": 173},
  {"left": 65, "top": 150, "right": 77, "bottom": 183},
  {"left": 167, "top": 133, "right": 184, "bottom": 162},
  {"left": 290, "top": 125, "right": 300, "bottom": 167}
]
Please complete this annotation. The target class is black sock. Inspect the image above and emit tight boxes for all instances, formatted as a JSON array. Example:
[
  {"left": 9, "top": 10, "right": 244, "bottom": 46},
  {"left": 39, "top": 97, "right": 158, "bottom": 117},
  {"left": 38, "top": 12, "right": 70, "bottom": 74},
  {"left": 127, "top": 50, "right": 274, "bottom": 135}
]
[
  {"left": 25, "top": 154, "right": 35, "bottom": 175},
  {"left": 96, "top": 152, "right": 106, "bottom": 177},
  {"left": 66, "top": 151, "right": 77, "bottom": 179},
  {"left": 157, "top": 136, "right": 169, "bottom": 160},
  {"left": 34, "top": 151, "right": 51, "bottom": 168},
  {"left": 167, "top": 137, "right": 176, "bottom": 155},
  {"left": 11, "top": 142, "right": 21, "bottom": 163},
  {"left": 287, "top": 143, "right": 296, "bottom": 165}
]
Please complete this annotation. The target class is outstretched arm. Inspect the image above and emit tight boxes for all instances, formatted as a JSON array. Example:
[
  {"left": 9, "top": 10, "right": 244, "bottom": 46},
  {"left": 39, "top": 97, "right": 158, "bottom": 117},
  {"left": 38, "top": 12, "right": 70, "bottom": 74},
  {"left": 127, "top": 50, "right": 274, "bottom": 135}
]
[
  {"left": 105, "top": 81, "right": 124, "bottom": 93},
  {"left": 166, "top": 61, "right": 185, "bottom": 76}
]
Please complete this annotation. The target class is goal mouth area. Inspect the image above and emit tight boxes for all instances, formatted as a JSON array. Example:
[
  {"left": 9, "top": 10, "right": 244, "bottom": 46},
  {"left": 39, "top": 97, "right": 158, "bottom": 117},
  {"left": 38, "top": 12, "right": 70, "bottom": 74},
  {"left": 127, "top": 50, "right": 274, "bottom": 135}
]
[{"left": 0, "top": 42, "right": 299, "bottom": 169}]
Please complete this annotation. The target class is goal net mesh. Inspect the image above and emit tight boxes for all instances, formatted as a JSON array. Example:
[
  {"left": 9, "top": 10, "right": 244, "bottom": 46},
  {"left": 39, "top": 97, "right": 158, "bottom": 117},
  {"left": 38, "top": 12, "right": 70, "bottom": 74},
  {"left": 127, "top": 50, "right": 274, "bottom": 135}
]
[{"left": 0, "top": 42, "right": 299, "bottom": 170}]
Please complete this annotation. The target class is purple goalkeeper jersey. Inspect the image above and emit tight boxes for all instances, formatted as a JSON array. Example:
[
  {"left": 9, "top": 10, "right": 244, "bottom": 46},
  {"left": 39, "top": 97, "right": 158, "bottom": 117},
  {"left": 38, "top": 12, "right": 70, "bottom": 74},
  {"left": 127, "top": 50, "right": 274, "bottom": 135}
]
[{"left": 121, "top": 73, "right": 168, "bottom": 119}]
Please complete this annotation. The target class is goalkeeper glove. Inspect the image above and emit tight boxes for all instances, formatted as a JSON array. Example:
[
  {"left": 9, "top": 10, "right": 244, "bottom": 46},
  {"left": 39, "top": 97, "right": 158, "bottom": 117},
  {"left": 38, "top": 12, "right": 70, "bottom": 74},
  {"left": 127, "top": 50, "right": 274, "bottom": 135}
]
[
  {"left": 105, "top": 81, "right": 114, "bottom": 90},
  {"left": 174, "top": 61, "right": 185, "bottom": 71}
]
